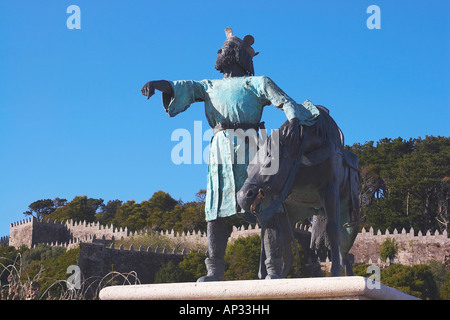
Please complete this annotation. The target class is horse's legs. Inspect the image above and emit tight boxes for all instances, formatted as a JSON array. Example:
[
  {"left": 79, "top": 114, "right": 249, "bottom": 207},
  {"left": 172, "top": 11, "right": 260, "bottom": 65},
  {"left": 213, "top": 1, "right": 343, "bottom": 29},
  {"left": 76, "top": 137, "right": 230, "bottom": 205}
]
[
  {"left": 340, "top": 219, "right": 359, "bottom": 276},
  {"left": 258, "top": 230, "right": 267, "bottom": 279},
  {"left": 322, "top": 182, "right": 341, "bottom": 277},
  {"left": 342, "top": 253, "right": 354, "bottom": 276}
]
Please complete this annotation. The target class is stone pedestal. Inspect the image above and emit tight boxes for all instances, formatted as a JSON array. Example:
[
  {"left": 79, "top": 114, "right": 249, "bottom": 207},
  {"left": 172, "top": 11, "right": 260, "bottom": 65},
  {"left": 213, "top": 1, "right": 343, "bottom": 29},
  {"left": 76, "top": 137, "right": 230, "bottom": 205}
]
[{"left": 99, "top": 276, "right": 419, "bottom": 300}]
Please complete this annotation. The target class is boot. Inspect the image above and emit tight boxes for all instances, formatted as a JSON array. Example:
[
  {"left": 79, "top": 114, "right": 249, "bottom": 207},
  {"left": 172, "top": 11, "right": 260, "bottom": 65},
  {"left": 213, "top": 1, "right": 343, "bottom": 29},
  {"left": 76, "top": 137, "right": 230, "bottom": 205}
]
[
  {"left": 265, "top": 257, "right": 283, "bottom": 279},
  {"left": 196, "top": 219, "right": 231, "bottom": 282},
  {"left": 197, "top": 257, "right": 226, "bottom": 282}
]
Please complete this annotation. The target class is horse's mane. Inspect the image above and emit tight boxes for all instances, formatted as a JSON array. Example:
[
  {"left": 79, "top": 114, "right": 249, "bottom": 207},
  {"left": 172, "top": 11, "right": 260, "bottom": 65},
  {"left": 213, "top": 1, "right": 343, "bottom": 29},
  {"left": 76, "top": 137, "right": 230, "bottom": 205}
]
[{"left": 304, "top": 105, "right": 344, "bottom": 147}]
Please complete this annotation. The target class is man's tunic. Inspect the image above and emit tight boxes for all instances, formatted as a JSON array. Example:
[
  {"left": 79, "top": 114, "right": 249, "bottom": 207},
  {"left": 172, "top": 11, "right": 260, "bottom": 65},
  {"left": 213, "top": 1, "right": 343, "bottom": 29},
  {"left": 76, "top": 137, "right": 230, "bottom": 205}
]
[{"left": 162, "top": 75, "right": 319, "bottom": 221}]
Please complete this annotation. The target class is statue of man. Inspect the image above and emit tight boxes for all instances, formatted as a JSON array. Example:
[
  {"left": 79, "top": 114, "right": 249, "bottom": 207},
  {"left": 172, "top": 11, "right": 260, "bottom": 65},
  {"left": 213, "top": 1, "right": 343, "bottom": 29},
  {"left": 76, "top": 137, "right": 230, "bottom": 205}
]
[{"left": 141, "top": 27, "right": 319, "bottom": 281}]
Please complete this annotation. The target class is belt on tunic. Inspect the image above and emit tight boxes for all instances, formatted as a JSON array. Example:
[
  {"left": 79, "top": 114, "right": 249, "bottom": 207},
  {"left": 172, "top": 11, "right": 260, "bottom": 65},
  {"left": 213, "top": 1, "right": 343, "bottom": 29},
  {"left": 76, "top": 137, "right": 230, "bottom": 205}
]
[{"left": 213, "top": 122, "right": 265, "bottom": 135}]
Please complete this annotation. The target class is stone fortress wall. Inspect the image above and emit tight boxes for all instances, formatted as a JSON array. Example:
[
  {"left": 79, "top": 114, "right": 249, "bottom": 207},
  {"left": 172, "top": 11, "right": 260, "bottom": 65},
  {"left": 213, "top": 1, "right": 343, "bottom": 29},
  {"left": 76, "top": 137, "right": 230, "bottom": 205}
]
[
  {"left": 350, "top": 226, "right": 449, "bottom": 266},
  {"left": 3, "top": 217, "right": 450, "bottom": 268},
  {"left": 7, "top": 217, "right": 128, "bottom": 249}
]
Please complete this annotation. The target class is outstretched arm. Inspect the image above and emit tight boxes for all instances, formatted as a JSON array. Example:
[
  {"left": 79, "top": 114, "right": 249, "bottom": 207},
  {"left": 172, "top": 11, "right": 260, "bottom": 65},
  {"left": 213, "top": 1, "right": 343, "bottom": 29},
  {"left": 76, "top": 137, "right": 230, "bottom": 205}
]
[
  {"left": 142, "top": 79, "right": 207, "bottom": 117},
  {"left": 141, "top": 80, "right": 174, "bottom": 100}
]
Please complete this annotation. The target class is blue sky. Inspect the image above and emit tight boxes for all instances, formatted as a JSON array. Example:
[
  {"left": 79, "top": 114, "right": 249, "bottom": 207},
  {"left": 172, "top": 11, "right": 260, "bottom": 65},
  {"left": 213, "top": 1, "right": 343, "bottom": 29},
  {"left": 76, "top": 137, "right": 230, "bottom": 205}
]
[{"left": 0, "top": 0, "right": 449, "bottom": 236}]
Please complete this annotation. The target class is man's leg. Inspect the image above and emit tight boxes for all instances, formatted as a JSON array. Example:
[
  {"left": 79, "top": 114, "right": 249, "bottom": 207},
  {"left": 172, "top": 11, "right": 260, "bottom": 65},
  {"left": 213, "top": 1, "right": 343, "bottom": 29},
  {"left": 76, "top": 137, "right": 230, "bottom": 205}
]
[
  {"left": 197, "top": 218, "right": 232, "bottom": 282},
  {"left": 263, "top": 209, "right": 285, "bottom": 279}
]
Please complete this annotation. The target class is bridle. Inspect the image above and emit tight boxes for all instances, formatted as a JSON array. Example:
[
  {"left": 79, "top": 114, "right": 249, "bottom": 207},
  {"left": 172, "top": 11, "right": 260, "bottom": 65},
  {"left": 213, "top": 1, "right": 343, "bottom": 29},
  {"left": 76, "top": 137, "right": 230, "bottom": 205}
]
[
  {"left": 250, "top": 187, "right": 266, "bottom": 215},
  {"left": 245, "top": 177, "right": 273, "bottom": 215}
]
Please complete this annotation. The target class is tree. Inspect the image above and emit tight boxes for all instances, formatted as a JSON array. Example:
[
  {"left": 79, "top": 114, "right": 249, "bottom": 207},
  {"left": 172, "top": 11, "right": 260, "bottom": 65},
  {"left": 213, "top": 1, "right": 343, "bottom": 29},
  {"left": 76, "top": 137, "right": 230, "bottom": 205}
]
[
  {"left": 23, "top": 198, "right": 67, "bottom": 220},
  {"left": 95, "top": 199, "right": 123, "bottom": 225},
  {"left": 180, "top": 204, "right": 206, "bottom": 232},
  {"left": 45, "top": 196, "right": 104, "bottom": 223},
  {"left": 144, "top": 191, "right": 180, "bottom": 231},
  {"left": 180, "top": 190, "right": 207, "bottom": 232},
  {"left": 147, "top": 191, "right": 179, "bottom": 213},
  {"left": 436, "top": 177, "right": 449, "bottom": 231},
  {"left": 357, "top": 165, "right": 384, "bottom": 214},
  {"left": 112, "top": 200, "right": 144, "bottom": 231},
  {"left": 107, "top": 190, "right": 207, "bottom": 233},
  {"left": 160, "top": 204, "right": 183, "bottom": 231},
  {"left": 195, "top": 189, "right": 206, "bottom": 203},
  {"left": 347, "top": 136, "right": 450, "bottom": 233}
]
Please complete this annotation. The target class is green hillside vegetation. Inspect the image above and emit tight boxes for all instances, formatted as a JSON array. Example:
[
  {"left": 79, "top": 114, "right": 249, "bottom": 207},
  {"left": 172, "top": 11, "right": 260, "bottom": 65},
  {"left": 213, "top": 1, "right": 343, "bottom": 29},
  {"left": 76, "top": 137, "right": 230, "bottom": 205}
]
[{"left": 346, "top": 135, "right": 449, "bottom": 233}]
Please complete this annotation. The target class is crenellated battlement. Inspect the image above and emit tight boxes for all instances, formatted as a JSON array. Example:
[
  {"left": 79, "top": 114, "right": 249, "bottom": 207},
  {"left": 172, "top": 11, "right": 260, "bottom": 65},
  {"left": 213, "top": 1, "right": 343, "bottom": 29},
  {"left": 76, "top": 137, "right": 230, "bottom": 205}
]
[
  {"left": 5, "top": 217, "right": 288, "bottom": 249},
  {"left": 105, "top": 241, "right": 191, "bottom": 256},
  {"left": 10, "top": 217, "right": 34, "bottom": 228},
  {"left": 77, "top": 242, "right": 186, "bottom": 288},
  {"left": 358, "top": 226, "right": 448, "bottom": 242},
  {"left": 4, "top": 216, "right": 449, "bottom": 268},
  {"left": 0, "top": 235, "right": 9, "bottom": 247},
  {"left": 7, "top": 216, "right": 129, "bottom": 249},
  {"left": 349, "top": 227, "right": 450, "bottom": 267}
]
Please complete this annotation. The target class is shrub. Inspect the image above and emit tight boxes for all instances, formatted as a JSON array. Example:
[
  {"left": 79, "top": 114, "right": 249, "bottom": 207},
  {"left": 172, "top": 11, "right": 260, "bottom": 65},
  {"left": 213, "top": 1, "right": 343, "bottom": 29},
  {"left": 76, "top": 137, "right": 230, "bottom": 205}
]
[
  {"left": 352, "top": 263, "right": 371, "bottom": 277},
  {"left": 22, "top": 244, "right": 66, "bottom": 265},
  {"left": 177, "top": 251, "right": 207, "bottom": 281},
  {"left": 224, "top": 235, "right": 261, "bottom": 280},
  {"left": 154, "top": 251, "right": 207, "bottom": 283},
  {"left": 286, "top": 240, "right": 310, "bottom": 278},
  {"left": 381, "top": 264, "right": 439, "bottom": 300},
  {"left": 379, "top": 237, "right": 398, "bottom": 262},
  {"left": 153, "top": 261, "right": 186, "bottom": 284},
  {"left": 440, "top": 270, "right": 450, "bottom": 300}
]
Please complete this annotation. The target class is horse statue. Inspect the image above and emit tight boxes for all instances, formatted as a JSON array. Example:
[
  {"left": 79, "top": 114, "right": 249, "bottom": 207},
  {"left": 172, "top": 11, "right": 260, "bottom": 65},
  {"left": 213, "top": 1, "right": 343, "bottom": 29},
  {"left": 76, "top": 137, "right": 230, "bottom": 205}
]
[{"left": 237, "top": 105, "right": 360, "bottom": 277}]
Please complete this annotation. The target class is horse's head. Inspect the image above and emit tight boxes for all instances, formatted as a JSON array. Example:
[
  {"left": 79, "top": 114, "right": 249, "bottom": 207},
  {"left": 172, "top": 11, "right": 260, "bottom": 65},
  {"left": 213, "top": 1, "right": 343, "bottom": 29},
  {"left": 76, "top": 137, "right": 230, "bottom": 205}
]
[
  {"left": 237, "top": 163, "right": 272, "bottom": 216},
  {"left": 237, "top": 123, "right": 300, "bottom": 217}
]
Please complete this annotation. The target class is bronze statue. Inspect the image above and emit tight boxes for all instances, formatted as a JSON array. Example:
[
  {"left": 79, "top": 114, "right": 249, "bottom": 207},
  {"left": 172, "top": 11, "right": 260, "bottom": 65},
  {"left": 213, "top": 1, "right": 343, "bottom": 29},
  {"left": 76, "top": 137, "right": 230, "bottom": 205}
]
[{"left": 141, "top": 27, "right": 356, "bottom": 280}]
